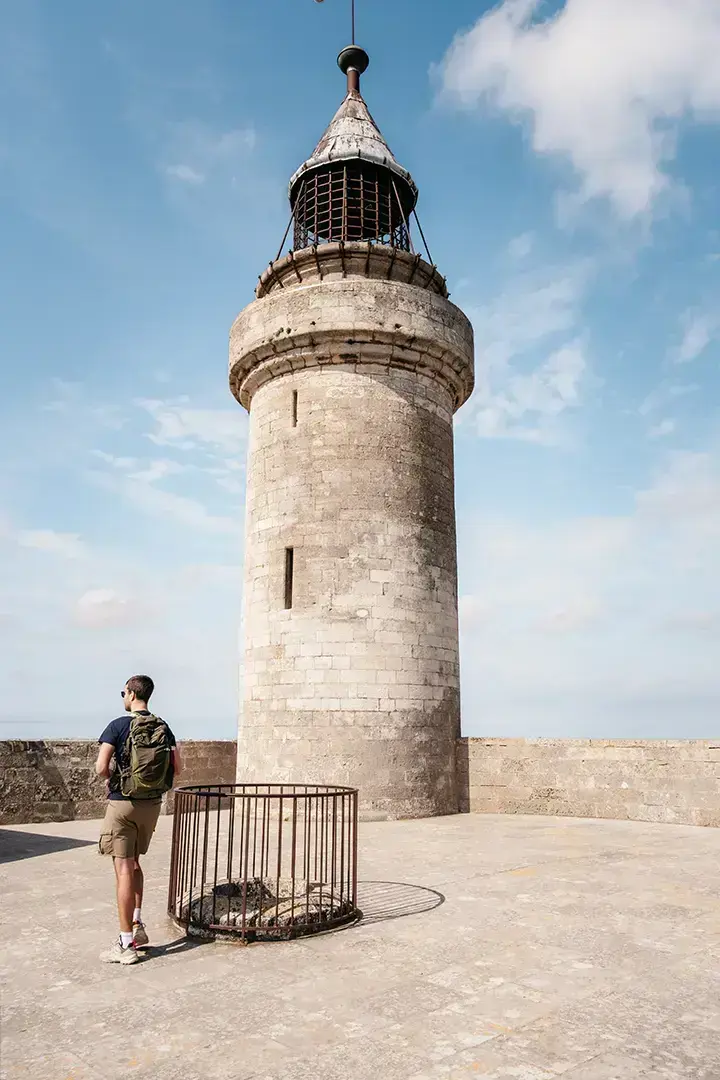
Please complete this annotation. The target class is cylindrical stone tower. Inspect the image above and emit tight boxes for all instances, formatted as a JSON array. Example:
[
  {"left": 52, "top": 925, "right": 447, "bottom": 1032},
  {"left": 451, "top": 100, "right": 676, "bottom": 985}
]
[{"left": 229, "top": 47, "right": 474, "bottom": 819}]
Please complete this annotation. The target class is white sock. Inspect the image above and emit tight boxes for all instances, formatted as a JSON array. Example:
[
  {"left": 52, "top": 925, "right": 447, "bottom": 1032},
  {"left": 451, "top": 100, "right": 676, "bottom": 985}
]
[
  {"left": 120, "top": 931, "right": 134, "bottom": 949},
  {"left": 133, "top": 908, "right": 142, "bottom": 925}
]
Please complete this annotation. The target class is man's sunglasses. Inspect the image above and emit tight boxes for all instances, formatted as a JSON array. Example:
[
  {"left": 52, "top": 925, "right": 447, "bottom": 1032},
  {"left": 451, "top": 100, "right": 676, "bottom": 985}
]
[{"left": 120, "top": 690, "right": 128, "bottom": 698}]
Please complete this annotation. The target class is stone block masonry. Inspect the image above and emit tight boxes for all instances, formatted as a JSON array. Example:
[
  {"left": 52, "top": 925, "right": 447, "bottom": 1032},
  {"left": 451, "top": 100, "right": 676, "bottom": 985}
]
[
  {"left": 0, "top": 740, "right": 237, "bottom": 825},
  {"left": 457, "top": 737, "right": 720, "bottom": 827}
]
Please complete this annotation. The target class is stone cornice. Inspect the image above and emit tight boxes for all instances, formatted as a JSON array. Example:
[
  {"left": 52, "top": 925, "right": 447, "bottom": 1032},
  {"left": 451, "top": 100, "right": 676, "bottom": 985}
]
[{"left": 230, "top": 277, "right": 474, "bottom": 413}]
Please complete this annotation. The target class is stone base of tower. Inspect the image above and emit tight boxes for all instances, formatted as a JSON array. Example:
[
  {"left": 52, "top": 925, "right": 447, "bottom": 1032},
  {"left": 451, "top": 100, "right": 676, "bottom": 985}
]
[{"left": 236, "top": 701, "right": 461, "bottom": 820}]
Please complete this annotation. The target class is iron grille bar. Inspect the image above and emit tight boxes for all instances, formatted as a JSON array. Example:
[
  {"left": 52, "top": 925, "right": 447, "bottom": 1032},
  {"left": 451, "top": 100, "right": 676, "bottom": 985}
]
[{"left": 412, "top": 208, "right": 434, "bottom": 267}]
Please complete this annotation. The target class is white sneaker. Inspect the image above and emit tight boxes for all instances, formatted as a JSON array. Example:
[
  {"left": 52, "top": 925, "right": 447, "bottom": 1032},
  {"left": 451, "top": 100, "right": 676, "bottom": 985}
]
[
  {"left": 133, "top": 922, "right": 149, "bottom": 948},
  {"left": 100, "top": 938, "right": 139, "bottom": 965}
]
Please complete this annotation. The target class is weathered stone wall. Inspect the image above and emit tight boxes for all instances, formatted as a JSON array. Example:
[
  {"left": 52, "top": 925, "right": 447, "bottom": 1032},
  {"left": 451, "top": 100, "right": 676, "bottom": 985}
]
[
  {"left": 2, "top": 736, "right": 719, "bottom": 827},
  {"left": 230, "top": 245, "right": 475, "bottom": 820},
  {"left": 0, "top": 740, "right": 237, "bottom": 825},
  {"left": 457, "top": 738, "right": 720, "bottom": 827}
]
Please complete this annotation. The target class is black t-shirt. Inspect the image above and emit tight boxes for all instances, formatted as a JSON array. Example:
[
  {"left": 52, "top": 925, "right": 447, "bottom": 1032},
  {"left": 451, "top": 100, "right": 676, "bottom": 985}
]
[{"left": 98, "top": 711, "right": 177, "bottom": 801}]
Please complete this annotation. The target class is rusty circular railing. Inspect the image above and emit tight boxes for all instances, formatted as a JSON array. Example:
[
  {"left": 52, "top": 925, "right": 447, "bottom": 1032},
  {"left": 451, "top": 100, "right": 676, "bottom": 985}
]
[{"left": 167, "top": 784, "right": 360, "bottom": 942}]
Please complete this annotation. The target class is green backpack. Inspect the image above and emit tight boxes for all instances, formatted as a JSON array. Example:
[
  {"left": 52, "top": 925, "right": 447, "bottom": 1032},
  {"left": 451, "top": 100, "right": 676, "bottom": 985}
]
[{"left": 120, "top": 712, "right": 174, "bottom": 800}]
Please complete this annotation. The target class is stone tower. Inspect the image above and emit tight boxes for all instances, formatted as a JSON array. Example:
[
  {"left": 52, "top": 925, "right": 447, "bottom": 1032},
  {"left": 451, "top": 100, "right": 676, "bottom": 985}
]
[{"left": 229, "top": 46, "right": 474, "bottom": 819}]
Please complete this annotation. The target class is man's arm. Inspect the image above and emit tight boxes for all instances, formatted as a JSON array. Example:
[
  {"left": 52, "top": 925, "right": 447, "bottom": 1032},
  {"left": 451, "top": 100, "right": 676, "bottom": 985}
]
[
  {"left": 95, "top": 742, "right": 114, "bottom": 779},
  {"left": 171, "top": 744, "right": 182, "bottom": 779}
]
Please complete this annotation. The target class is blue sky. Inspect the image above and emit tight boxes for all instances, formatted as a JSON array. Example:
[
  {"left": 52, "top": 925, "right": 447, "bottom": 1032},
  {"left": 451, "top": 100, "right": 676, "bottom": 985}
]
[{"left": 2, "top": 0, "right": 719, "bottom": 740}]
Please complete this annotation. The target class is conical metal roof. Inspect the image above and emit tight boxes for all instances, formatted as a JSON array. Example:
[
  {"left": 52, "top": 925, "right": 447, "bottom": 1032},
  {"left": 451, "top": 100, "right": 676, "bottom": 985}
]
[{"left": 288, "top": 89, "right": 418, "bottom": 209}]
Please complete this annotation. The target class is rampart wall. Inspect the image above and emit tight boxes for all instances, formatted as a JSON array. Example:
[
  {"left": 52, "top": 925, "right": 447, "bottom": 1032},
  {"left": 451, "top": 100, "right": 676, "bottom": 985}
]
[
  {"left": 0, "top": 740, "right": 237, "bottom": 825},
  {"left": 1, "top": 737, "right": 718, "bottom": 826},
  {"left": 457, "top": 738, "right": 720, "bottom": 827}
]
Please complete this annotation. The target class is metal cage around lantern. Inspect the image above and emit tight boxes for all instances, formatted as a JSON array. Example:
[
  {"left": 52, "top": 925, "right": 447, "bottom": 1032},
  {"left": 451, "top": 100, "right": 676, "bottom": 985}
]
[{"left": 291, "top": 161, "right": 414, "bottom": 251}]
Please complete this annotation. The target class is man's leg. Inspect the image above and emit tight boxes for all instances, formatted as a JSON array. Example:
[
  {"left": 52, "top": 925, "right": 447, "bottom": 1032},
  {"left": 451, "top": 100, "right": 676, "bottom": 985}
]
[
  {"left": 99, "top": 805, "right": 140, "bottom": 964},
  {"left": 131, "top": 858, "right": 149, "bottom": 946},
  {"left": 100, "top": 852, "right": 140, "bottom": 964},
  {"left": 133, "top": 858, "right": 144, "bottom": 912},
  {"left": 113, "top": 856, "right": 136, "bottom": 933},
  {"left": 129, "top": 800, "right": 161, "bottom": 948}
]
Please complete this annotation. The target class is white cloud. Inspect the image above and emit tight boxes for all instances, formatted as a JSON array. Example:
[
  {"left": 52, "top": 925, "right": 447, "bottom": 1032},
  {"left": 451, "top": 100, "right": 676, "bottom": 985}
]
[
  {"left": 161, "top": 122, "right": 256, "bottom": 188},
  {"left": 636, "top": 450, "right": 720, "bottom": 542},
  {"left": 178, "top": 563, "right": 241, "bottom": 588},
  {"left": 439, "top": 0, "right": 720, "bottom": 219},
  {"left": 674, "top": 311, "right": 718, "bottom": 363},
  {"left": 84, "top": 398, "right": 245, "bottom": 536},
  {"left": 75, "top": 588, "right": 132, "bottom": 628},
  {"left": 476, "top": 339, "right": 587, "bottom": 444},
  {"left": 88, "top": 466, "right": 239, "bottom": 536},
  {"left": 17, "top": 530, "right": 87, "bottom": 559},
  {"left": 42, "top": 380, "right": 126, "bottom": 429},
  {"left": 165, "top": 164, "right": 205, "bottom": 185},
  {"left": 639, "top": 381, "right": 698, "bottom": 416},
  {"left": 93, "top": 450, "right": 139, "bottom": 470},
  {"left": 123, "top": 481, "right": 239, "bottom": 535},
  {"left": 128, "top": 459, "right": 186, "bottom": 485},
  {"left": 467, "top": 263, "right": 593, "bottom": 444},
  {"left": 473, "top": 267, "right": 588, "bottom": 368},
  {"left": 507, "top": 232, "right": 534, "bottom": 260},
  {"left": 534, "top": 596, "right": 604, "bottom": 634},
  {"left": 139, "top": 399, "right": 245, "bottom": 454},
  {"left": 662, "top": 610, "right": 720, "bottom": 633},
  {"left": 648, "top": 418, "right": 676, "bottom": 439}
]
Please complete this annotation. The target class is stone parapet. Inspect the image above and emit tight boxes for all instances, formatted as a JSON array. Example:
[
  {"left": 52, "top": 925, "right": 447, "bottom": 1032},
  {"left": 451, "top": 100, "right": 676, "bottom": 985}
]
[
  {"left": 3, "top": 736, "right": 719, "bottom": 827},
  {"left": 0, "top": 740, "right": 237, "bottom": 825},
  {"left": 255, "top": 244, "right": 448, "bottom": 299},
  {"left": 458, "top": 737, "right": 720, "bottom": 827}
]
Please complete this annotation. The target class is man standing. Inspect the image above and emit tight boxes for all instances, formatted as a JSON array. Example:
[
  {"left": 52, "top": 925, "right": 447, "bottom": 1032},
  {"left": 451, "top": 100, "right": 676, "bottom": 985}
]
[{"left": 95, "top": 675, "right": 181, "bottom": 965}]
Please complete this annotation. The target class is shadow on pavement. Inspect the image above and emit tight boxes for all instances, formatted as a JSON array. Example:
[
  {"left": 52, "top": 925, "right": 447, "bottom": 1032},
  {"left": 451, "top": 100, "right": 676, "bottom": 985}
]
[
  {"left": 356, "top": 880, "right": 445, "bottom": 924},
  {"left": 141, "top": 935, "right": 212, "bottom": 960},
  {"left": 0, "top": 829, "right": 97, "bottom": 864}
]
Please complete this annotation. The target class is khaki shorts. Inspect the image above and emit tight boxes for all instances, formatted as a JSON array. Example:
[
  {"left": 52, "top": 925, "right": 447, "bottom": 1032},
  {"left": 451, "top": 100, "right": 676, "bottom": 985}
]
[{"left": 99, "top": 799, "right": 162, "bottom": 859}]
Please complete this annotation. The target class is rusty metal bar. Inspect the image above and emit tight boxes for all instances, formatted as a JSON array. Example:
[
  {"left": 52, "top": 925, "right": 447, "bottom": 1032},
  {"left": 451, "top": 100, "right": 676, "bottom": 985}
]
[
  {"left": 226, "top": 786, "right": 235, "bottom": 886},
  {"left": 199, "top": 794, "right": 210, "bottom": 926},
  {"left": 211, "top": 793, "right": 221, "bottom": 926},
  {"left": 274, "top": 210, "right": 295, "bottom": 262},
  {"left": 240, "top": 794, "right": 252, "bottom": 936},
  {"left": 412, "top": 208, "right": 434, "bottom": 266},
  {"left": 167, "top": 790, "right": 181, "bottom": 916},
  {"left": 342, "top": 164, "right": 348, "bottom": 245},
  {"left": 178, "top": 792, "right": 192, "bottom": 925},
  {"left": 187, "top": 796, "right": 197, "bottom": 913}
]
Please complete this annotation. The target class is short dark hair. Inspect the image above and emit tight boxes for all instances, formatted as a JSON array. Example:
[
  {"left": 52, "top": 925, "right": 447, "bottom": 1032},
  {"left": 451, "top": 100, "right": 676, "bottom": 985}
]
[{"left": 126, "top": 674, "right": 154, "bottom": 702}]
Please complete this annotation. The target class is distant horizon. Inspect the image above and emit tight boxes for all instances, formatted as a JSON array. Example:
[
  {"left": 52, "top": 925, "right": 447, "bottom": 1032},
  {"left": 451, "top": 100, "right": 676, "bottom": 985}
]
[{"left": 3, "top": 695, "right": 718, "bottom": 743}]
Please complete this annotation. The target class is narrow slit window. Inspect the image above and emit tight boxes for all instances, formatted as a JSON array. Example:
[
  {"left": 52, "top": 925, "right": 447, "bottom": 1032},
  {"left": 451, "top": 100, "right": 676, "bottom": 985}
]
[
  {"left": 284, "top": 547, "right": 294, "bottom": 609},
  {"left": 292, "top": 390, "right": 298, "bottom": 427}
]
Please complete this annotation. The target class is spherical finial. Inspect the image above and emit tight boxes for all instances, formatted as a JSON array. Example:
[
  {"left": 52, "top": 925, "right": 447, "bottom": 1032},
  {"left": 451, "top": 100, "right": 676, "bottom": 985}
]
[{"left": 337, "top": 45, "right": 369, "bottom": 77}]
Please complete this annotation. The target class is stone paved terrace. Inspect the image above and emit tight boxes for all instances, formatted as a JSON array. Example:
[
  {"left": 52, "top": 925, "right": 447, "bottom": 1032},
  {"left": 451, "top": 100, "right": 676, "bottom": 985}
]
[{"left": 2, "top": 814, "right": 719, "bottom": 1080}]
